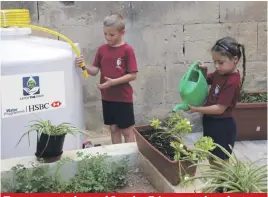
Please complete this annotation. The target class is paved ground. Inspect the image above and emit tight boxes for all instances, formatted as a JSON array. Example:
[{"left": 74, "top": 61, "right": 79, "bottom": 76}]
[{"left": 184, "top": 132, "right": 267, "bottom": 166}]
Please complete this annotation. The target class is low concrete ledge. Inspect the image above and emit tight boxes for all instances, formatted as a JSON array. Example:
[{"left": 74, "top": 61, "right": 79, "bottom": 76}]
[
  {"left": 1, "top": 143, "right": 138, "bottom": 173},
  {"left": 1, "top": 143, "right": 203, "bottom": 193},
  {"left": 1, "top": 143, "right": 140, "bottom": 189}
]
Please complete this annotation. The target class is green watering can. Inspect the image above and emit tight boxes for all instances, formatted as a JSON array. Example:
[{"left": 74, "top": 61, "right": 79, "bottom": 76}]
[{"left": 172, "top": 61, "right": 209, "bottom": 112}]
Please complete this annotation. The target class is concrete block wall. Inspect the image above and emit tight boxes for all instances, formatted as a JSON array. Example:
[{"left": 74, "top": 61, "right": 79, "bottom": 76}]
[{"left": 1, "top": 1, "right": 267, "bottom": 133}]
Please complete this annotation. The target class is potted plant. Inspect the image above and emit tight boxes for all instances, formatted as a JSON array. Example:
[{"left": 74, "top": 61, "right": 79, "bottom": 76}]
[
  {"left": 133, "top": 113, "right": 215, "bottom": 185},
  {"left": 16, "top": 119, "right": 87, "bottom": 163},
  {"left": 234, "top": 90, "right": 267, "bottom": 141},
  {"left": 182, "top": 144, "right": 267, "bottom": 193}
]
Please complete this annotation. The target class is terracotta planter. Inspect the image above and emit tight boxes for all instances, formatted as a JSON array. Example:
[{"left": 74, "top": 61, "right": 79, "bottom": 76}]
[
  {"left": 133, "top": 125, "right": 197, "bottom": 186},
  {"left": 234, "top": 92, "right": 267, "bottom": 141}
]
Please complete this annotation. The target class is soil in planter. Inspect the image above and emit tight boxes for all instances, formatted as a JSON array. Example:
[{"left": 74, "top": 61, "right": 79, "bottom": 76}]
[{"left": 140, "top": 129, "right": 177, "bottom": 161}]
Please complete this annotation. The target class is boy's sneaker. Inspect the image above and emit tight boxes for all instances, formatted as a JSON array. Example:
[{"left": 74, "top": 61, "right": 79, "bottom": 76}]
[
  {"left": 82, "top": 141, "right": 102, "bottom": 149},
  {"left": 82, "top": 141, "right": 93, "bottom": 149}
]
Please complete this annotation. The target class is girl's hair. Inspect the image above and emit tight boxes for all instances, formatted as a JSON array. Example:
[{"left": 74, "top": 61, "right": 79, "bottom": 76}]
[
  {"left": 103, "top": 13, "right": 125, "bottom": 32},
  {"left": 211, "top": 37, "right": 246, "bottom": 88}
]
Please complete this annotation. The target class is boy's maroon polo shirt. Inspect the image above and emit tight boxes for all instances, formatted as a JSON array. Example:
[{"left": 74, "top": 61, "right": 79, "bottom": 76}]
[
  {"left": 93, "top": 43, "right": 138, "bottom": 103},
  {"left": 205, "top": 71, "right": 241, "bottom": 118}
]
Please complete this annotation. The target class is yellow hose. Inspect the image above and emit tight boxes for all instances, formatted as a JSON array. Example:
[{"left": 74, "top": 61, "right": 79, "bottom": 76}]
[{"left": 0, "top": 9, "right": 88, "bottom": 78}]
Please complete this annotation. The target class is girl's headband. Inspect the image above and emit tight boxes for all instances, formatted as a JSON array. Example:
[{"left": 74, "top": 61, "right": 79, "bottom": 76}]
[{"left": 215, "top": 41, "right": 239, "bottom": 56}]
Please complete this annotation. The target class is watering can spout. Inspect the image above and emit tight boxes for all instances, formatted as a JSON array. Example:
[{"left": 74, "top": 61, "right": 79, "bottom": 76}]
[{"left": 172, "top": 103, "right": 189, "bottom": 112}]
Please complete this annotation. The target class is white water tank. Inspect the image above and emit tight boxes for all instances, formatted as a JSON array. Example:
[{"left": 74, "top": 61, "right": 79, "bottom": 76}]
[{"left": 0, "top": 27, "right": 86, "bottom": 159}]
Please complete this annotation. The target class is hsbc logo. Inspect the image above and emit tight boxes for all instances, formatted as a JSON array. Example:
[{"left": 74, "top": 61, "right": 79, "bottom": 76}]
[
  {"left": 26, "top": 103, "right": 49, "bottom": 112},
  {"left": 51, "top": 101, "right": 62, "bottom": 108}
]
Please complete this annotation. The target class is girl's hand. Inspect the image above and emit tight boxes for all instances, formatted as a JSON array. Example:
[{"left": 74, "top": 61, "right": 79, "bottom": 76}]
[
  {"left": 188, "top": 104, "right": 199, "bottom": 113},
  {"left": 197, "top": 61, "right": 207, "bottom": 70},
  {"left": 75, "top": 55, "right": 85, "bottom": 67}
]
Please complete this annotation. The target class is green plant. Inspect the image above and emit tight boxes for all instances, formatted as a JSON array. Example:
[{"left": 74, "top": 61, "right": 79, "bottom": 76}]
[
  {"left": 59, "top": 152, "right": 128, "bottom": 192},
  {"left": 1, "top": 164, "right": 53, "bottom": 192},
  {"left": 240, "top": 91, "right": 267, "bottom": 103},
  {"left": 182, "top": 144, "right": 268, "bottom": 193},
  {"left": 16, "top": 118, "right": 87, "bottom": 147},
  {"left": 1, "top": 153, "right": 129, "bottom": 193},
  {"left": 149, "top": 113, "right": 192, "bottom": 141},
  {"left": 1, "top": 158, "right": 70, "bottom": 193},
  {"left": 170, "top": 136, "right": 216, "bottom": 184},
  {"left": 170, "top": 136, "right": 216, "bottom": 162}
]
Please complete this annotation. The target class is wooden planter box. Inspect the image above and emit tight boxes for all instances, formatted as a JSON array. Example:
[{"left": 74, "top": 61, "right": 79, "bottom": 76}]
[{"left": 133, "top": 125, "right": 197, "bottom": 186}]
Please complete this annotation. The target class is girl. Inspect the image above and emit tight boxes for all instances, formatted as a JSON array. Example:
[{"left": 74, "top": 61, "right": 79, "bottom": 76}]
[{"left": 188, "top": 36, "right": 246, "bottom": 163}]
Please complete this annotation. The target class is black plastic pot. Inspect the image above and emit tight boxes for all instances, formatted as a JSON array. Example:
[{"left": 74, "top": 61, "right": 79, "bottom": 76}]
[{"left": 35, "top": 133, "right": 66, "bottom": 163}]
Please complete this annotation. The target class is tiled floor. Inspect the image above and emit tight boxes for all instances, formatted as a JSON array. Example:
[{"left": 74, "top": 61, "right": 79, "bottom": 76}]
[{"left": 184, "top": 132, "right": 267, "bottom": 166}]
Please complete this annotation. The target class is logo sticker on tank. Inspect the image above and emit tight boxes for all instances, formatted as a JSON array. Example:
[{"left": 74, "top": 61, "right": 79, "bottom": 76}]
[
  {"left": 21, "top": 76, "right": 44, "bottom": 100},
  {"left": 1, "top": 71, "right": 66, "bottom": 118},
  {"left": 23, "top": 76, "right": 40, "bottom": 95}
]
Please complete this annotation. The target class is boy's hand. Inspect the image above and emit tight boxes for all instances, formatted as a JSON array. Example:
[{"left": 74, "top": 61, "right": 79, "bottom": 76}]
[
  {"left": 97, "top": 77, "right": 115, "bottom": 90},
  {"left": 75, "top": 55, "right": 85, "bottom": 67}
]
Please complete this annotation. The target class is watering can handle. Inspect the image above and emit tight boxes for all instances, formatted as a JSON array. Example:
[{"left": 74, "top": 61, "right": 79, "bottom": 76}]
[{"left": 184, "top": 61, "right": 200, "bottom": 81}]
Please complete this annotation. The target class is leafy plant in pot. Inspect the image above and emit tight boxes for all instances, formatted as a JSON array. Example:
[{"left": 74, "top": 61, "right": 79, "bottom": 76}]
[
  {"left": 182, "top": 144, "right": 267, "bottom": 193},
  {"left": 16, "top": 119, "right": 87, "bottom": 163},
  {"left": 133, "top": 113, "right": 215, "bottom": 185}
]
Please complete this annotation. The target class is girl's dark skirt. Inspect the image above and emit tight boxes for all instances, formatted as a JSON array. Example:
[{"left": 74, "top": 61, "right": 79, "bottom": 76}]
[{"left": 203, "top": 115, "right": 237, "bottom": 160}]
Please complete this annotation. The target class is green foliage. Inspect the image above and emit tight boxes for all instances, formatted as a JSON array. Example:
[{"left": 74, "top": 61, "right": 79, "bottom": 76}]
[
  {"left": 1, "top": 153, "right": 128, "bottom": 193},
  {"left": 170, "top": 142, "right": 188, "bottom": 161},
  {"left": 1, "top": 158, "right": 70, "bottom": 193},
  {"left": 149, "top": 113, "right": 192, "bottom": 141},
  {"left": 181, "top": 144, "right": 268, "bottom": 193},
  {"left": 16, "top": 118, "right": 88, "bottom": 147},
  {"left": 149, "top": 118, "right": 161, "bottom": 129},
  {"left": 240, "top": 91, "right": 267, "bottom": 103},
  {"left": 61, "top": 152, "right": 128, "bottom": 192},
  {"left": 170, "top": 136, "right": 216, "bottom": 184},
  {"left": 170, "top": 136, "right": 216, "bottom": 162},
  {"left": 149, "top": 113, "right": 216, "bottom": 186},
  {"left": 149, "top": 113, "right": 215, "bottom": 163},
  {"left": 192, "top": 136, "right": 216, "bottom": 161}
]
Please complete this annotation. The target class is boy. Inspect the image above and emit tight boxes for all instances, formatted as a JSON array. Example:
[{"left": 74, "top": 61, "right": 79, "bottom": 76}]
[{"left": 76, "top": 13, "right": 138, "bottom": 144}]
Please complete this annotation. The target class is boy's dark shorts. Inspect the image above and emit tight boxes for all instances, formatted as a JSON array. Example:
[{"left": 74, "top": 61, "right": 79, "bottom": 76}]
[
  {"left": 203, "top": 115, "right": 237, "bottom": 160},
  {"left": 102, "top": 100, "right": 135, "bottom": 129}
]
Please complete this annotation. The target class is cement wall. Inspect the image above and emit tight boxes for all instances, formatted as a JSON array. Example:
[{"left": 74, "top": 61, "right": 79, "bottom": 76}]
[{"left": 1, "top": 1, "right": 267, "bottom": 133}]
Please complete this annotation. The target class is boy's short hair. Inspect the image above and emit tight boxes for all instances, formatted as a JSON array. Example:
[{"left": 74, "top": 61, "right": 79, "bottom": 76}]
[{"left": 103, "top": 13, "right": 125, "bottom": 32}]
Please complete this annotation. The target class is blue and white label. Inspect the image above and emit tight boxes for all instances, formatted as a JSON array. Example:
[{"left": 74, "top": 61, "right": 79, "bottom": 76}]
[
  {"left": 1, "top": 71, "right": 66, "bottom": 118},
  {"left": 22, "top": 76, "right": 40, "bottom": 96}
]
